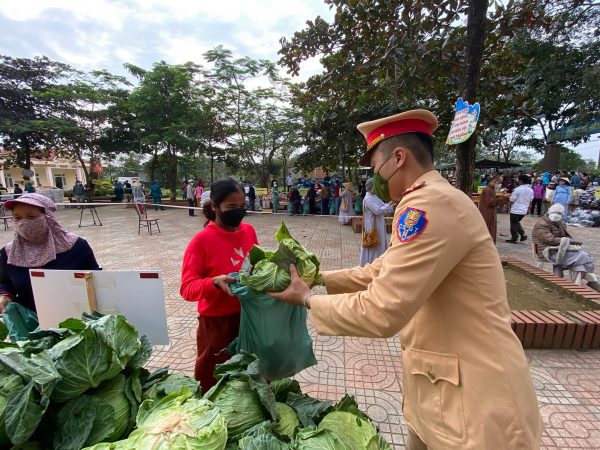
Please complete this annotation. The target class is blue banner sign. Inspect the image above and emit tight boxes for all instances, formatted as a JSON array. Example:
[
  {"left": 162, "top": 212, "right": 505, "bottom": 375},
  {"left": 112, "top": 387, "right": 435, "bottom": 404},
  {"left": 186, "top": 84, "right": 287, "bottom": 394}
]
[{"left": 548, "top": 118, "right": 600, "bottom": 143}]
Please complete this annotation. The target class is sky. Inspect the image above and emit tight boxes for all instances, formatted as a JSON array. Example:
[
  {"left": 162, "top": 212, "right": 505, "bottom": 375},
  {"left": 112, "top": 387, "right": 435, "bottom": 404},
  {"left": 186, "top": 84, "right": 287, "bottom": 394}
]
[
  {"left": 1, "top": 0, "right": 598, "bottom": 162},
  {"left": 0, "top": 0, "right": 334, "bottom": 83}
]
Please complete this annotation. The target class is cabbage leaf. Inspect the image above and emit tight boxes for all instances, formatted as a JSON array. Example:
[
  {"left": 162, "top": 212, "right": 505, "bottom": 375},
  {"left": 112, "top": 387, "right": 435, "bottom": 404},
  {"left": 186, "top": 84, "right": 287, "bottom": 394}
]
[{"left": 240, "top": 221, "right": 322, "bottom": 293}]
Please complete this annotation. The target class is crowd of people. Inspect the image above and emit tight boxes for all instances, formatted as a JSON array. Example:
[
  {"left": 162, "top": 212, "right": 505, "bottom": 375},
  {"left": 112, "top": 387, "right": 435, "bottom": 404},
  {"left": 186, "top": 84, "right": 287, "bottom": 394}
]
[{"left": 476, "top": 171, "right": 600, "bottom": 291}]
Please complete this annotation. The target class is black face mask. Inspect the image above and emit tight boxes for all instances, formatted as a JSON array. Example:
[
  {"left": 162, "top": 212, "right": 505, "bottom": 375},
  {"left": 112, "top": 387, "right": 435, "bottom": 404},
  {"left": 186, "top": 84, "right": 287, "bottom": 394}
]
[{"left": 218, "top": 208, "right": 246, "bottom": 227}]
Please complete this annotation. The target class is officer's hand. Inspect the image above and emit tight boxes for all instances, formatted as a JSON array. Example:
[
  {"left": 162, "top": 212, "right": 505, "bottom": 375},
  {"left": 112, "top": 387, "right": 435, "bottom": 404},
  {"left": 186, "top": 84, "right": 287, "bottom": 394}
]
[
  {"left": 388, "top": 201, "right": 398, "bottom": 207},
  {"left": 212, "top": 275, "right": 238, "bottom": 297},
  {"left": 267, "top": 265, "right": 312, "bottom": 307}
]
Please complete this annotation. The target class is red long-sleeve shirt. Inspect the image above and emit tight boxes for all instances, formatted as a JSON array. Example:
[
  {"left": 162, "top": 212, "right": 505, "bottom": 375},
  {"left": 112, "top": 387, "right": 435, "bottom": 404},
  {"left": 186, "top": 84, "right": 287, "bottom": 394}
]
[{"left": 180, "top": 222, "right": 259, "bottom": 316}]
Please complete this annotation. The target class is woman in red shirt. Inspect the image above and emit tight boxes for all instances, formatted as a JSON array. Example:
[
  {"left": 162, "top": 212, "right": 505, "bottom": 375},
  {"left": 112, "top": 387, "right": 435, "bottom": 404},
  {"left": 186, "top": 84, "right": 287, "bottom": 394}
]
[{"left": 180, "top": 178, "right": 258, "bottom": 390}]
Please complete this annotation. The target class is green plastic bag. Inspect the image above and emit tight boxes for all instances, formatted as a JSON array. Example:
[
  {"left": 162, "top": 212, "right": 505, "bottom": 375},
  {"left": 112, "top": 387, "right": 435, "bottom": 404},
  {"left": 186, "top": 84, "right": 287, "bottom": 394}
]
[
  {"left": 303, "top": 200, "right": 310, "bottom": 215},
  {"left": 2, "top": 302, "right": 40, "bottom": 343},
  {"left": 287, "top": 203, "right": 293, "bottom": 215},
  {"left": 228, "top": 273, "right": 317, "bottom": 381},
  {"left": 354, "top": 195, "right": 363, "bottom": 215},
  {"left": 329, "top": 197, "right": 336, "bottom": 215}
]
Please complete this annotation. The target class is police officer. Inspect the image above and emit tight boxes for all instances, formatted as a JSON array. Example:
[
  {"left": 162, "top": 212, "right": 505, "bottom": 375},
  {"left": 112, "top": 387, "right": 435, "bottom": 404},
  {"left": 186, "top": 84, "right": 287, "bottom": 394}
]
[{"left": 268, "top": 110, "right": 543, "bottom": 450}]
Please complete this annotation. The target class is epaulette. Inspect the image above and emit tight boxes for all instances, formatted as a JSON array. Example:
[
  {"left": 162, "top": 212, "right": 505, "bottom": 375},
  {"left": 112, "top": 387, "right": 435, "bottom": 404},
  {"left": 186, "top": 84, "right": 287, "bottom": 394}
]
[{"left": 402, "top": 181, "right": 426, "bottom": 196}]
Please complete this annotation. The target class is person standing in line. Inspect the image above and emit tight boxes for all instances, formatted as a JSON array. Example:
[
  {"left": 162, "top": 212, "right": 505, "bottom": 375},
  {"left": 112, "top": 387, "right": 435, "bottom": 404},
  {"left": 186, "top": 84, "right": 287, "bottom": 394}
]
[
  {"left": 360, "top": 178, "right": 396, "bottom": 266},
  {"left": 333, "top": 180, "right": 341, "bottom": 215},
  {"left": 25, "top": 183, "right": 35, "bottom": 193},
  {"left": 150, "top": 180, "right": 164, "bottom": 211},
  {"left": 552, "top": 177, "right": 571, "bottom": 220},
  {"left": 542, "top": 171, "right": 551, "bottom": 186},
  {"left": 320, "top": 182, "right": 331, "bottom": 215},
  {"left": 285, "top": 173, "right": 293, "bottom": 193},
  {"left": 268, "top": 110, "right": 543, "bottom": 450},
  {"left": 187, "top": 181, "right": 196, "bottom": 217},
  {"left": 531, "top": 177, "right": 545, "bottom": 217},
  {"left": 247, "top": 182, "right": 256, "bottom": 211},
  {"left": 506, "top": 174, "right": 534, "bottom": 243},
  {"left": 569, "top": 171, "right": 581, "bottom": 190},
  {"left": 73, "top": 180, "right": 86, "bottom": 207},
  {"left": 338, "top": 182, "right": 355, "bottom": 225},
  {"left": 132, "top": 181, "right": 145, "bottom": 204},
  {"left": 124, "top": 180, "right": 132, "bottom": 202},
  {"left": 551, "top": 171, "right": 561, "bottom": 184},
  {"left": 180, "top": 178, "right": 259, "bottom": 391},
  {"left": 13, "top": 184, "right": 23, "bottom": 196},
  {"left": 271, "top": 182, "right": 280, "bottom": 213},
  {"left": 195, "top": 182, "right": 204, "bottom": 208},
  {"left": 289, "top": 186, "right": 301, "bottom": 216},
  {"left": 114, "top": 182, "right": 124, "bottom": 203},
  {"left": 307, "top": 184, "right": 316, "bottom": 215},
  {"left": 181, "top": 180, "right": 188, "bottom": 200},
  {"left": 478, "top": 175, "right": 510, "bottom": 244}
]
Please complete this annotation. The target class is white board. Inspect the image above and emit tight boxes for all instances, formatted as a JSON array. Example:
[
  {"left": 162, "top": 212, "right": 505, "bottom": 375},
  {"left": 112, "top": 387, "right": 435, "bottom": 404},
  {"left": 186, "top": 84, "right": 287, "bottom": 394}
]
[{"left": 30, "top": 270, "right": 169, "bottom": 344}]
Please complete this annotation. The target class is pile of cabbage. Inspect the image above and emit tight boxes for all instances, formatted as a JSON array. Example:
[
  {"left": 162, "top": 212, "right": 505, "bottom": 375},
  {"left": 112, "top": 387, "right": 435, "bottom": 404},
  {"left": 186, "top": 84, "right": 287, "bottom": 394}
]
[
  {"left": 0, "top": 312, "right": 200, "bottom": 450},
  {"left": 240, "top": 221, "right": 322, "bottom": 293},
  {"left": 85, "top": 351, "right": 392, "bottom": 450},
  {"left": 0, "top": 313, "right": 392, "bottom": 449}
]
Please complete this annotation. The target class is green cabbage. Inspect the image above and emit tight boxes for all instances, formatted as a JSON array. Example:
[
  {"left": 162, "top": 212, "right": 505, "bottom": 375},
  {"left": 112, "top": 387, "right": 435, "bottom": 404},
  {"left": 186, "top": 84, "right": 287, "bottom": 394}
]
[
  {"left": 240, "top": 221, "right": 322, "bottom": 294},
  {"left": 240, "top": 260, "right": 292, "bottom": 293},
  {"left": 48, "top": 315, "right": 140, "bottom": 402},
  {"left": 87, "top": 374, "right": 134, "bottom": 442},
  {"left": 317, "top": 412, "right": 380, "bottom": 450},
  {"left": 130, "top": 389, "right": 227, "bottom": 450},
  {"left": 0, "top": 370, "right": 25, "bottom": 446},
  {"left": 206, "top": 379, "right": 266, "bottom": 436},
  {"left": 272, "top": 403, "right": 298, "bottom": 440},
  {"left": 292, "top": 428, "right": 352, "bottom": 450}
]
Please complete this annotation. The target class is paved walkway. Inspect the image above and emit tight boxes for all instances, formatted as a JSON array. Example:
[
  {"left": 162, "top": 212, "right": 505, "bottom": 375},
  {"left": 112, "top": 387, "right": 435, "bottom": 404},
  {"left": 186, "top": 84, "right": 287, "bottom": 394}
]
[{"left": 1, "top": 204, "right": 598, "bottom": 449}]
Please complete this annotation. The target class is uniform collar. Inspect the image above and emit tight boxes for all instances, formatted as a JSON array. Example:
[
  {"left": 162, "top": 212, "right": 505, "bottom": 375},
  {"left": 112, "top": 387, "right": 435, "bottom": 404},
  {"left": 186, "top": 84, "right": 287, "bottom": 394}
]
[{"left": 415, "top": 170, "right": 443, "bottom": 185}]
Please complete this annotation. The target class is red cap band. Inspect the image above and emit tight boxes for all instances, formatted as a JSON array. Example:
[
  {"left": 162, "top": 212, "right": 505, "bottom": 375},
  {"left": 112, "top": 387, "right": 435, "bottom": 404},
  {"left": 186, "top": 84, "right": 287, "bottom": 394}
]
[{"left": 366, "top": 119, "right": 432, "bottom": 149}]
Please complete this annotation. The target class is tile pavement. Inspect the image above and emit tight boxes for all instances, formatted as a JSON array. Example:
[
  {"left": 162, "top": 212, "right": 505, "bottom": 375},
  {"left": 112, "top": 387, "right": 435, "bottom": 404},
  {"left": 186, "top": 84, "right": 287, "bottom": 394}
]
[{"left": 1, "top": 204, "right": 599, "bottom": 449}]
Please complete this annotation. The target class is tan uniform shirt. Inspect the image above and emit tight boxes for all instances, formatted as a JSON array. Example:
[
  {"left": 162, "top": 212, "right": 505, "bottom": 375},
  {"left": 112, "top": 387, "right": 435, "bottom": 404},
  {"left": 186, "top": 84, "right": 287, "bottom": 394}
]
[{"left": 311, "top": 170, "right": 543, "bottom": 450}]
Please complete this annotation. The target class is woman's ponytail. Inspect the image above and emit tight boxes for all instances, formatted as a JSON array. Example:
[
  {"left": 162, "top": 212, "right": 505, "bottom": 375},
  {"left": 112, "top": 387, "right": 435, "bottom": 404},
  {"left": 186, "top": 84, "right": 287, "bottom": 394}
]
[{"left": 203, "top": 200, "right": 216, "bottom": 227}]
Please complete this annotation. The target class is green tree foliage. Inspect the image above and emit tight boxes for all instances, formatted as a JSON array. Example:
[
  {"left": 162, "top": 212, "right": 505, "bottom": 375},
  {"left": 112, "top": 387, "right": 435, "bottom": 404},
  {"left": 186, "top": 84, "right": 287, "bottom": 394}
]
[
  {"left": 278, "top": 0, "right": 545, "bottom": 186},
  {"left": 204, "top": 47, "right": 303, "bottom": 187},
  {"left": 49, "top": 70, "right": 132, "bottom": 189},
  {"left": 125, "top": 61, "right": 203, "bottom": 200},
  {"left": 512, "top": 31, "right": 600, "bottom": 149},
  {"left": 0, "top": 56, "right": 74, "bottom": 180}
]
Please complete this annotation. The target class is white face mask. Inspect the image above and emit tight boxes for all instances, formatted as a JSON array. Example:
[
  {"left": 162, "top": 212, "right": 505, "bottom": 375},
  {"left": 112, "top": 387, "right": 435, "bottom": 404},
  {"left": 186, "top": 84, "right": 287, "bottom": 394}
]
[
  {"left": 549, "top": 213, "right": 563, "bottom": 222},
  {"left": 273, "top": 183, "right": 277, "bottom": 188},
  {"left": 559, "top": 181, "right": 566, "bottom": 185}
]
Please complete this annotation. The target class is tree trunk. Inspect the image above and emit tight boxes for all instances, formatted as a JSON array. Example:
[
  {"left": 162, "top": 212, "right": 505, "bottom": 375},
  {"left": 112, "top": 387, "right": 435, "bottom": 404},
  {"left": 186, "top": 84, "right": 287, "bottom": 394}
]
[
  {"left": 168, "top": 146, "right": 177, "bottom": 202},
  {"left": 210, "top": 147, "right": 214, "bottom": 184},
  {"left": 455, "top": 0, "right": 488, "bottom": 197},
  {"left": 20, "top": 135, "right": 31, "bottom": 181}
]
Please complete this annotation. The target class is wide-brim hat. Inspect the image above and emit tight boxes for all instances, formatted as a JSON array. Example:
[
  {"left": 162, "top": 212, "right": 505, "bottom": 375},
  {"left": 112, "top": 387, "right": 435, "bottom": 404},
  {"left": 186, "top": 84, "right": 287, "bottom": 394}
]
[
  {"left": 342, "top": 182, "right": 353, "bottom": 190},
  {"left": 357, "top": 109, "right": 438, "bottom": 166},
  {"left": 133, "top": 181, "right": 142, "bottom": 187},
  {"left": 560, "top": 177, "right": 571, "bottom": 184},
  {"left": 5, "top": 193, "right": 55, "bottom": 212}
]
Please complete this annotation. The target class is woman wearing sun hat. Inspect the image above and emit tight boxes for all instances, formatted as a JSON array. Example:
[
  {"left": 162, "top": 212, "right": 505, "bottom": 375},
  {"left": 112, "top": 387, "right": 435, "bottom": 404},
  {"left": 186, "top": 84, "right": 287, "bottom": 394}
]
[
  {"left": 0, "top": 194, "right": 100, "bottom": 318},
  {"left": 552, "top": 176, "right": 572, "bottom": 220}
]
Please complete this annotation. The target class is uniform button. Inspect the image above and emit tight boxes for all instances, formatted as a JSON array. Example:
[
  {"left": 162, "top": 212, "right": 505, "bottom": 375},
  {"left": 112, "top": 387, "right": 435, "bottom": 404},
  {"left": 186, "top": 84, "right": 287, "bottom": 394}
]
[
  {"left": 428, "top": 371, "right": 435, "bottom": 381},
  {"left": 401, "top": 344, "right": 406, "bottom": 351}
]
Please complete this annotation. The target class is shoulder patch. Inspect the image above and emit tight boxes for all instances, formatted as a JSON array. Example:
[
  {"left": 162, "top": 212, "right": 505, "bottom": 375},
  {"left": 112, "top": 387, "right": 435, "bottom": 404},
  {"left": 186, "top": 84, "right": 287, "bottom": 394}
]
[{"left": 397, "top": 208, "right": 428, "bottom": 242}]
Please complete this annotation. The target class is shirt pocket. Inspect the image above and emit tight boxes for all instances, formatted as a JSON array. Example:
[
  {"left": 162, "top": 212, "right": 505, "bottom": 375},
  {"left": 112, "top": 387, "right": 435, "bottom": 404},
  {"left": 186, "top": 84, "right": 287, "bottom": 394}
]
[{"left": 409, "top": 348, "right": 467, "bottom": 443}]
